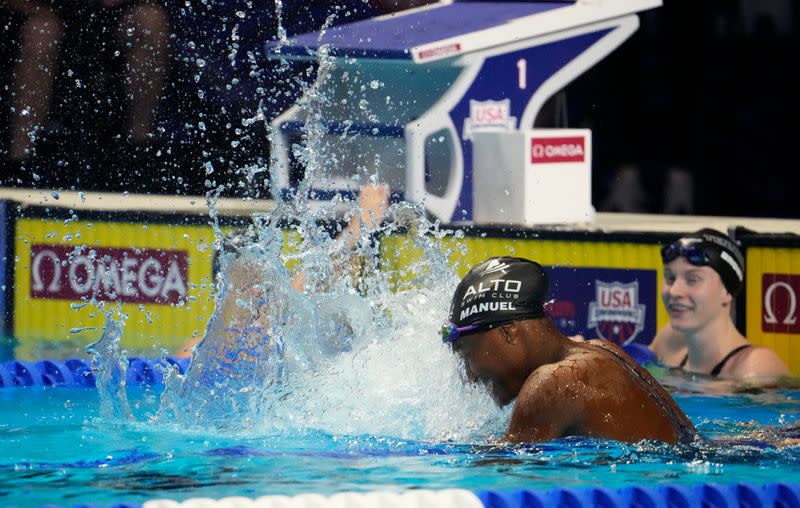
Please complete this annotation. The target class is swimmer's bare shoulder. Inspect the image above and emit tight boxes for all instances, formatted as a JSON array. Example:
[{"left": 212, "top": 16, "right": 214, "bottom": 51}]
[
  {"left": 506, "top": 341, "right": 695, "bottom": 444},
  {"left": 505, "top": 351, "right": 602, "bottom": 443},
  {"left": 727, "top": 345, "right": 790, "bottom": 381}
]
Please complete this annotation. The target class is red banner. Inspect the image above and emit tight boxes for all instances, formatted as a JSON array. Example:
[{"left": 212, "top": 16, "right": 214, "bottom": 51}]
[
  {"left": 29, "top": 244, "right": 188, "bottom": 305},
  {"left": 531, "top": 136, "right": 586, "bottom": 163}
]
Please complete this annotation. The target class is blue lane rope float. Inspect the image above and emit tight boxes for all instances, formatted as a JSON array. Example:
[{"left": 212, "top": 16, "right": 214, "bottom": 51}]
[
  {"left": 475, "top": 482, "right": 800, "bottom": 508},
  {"left": 0, "top": 343, "right": 652, "bottom": 389},
  {"left": 31, "top": 482, "right": 800, "bottom": 508},
  {"left": 0, "top": 357, "right": 191, "bottom": 388}
]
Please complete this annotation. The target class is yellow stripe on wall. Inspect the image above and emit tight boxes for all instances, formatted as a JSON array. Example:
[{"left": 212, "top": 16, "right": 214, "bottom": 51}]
[
  {"left": 13, "top": 218, "right": 219, "bottom": 359},
  {"left": 745, "top": 246, "right": 800, "bottom": 375},
  {"left": 12, "top": 216, "right": 311, "bottom": 360}
]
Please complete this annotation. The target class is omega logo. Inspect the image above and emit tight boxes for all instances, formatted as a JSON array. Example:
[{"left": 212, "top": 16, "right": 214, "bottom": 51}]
[
  {"left": 31, "top": 248, "right": 62, "bottom": 292},
  {"left": 764, "top": 282, "right": 797, "bottom": 325},
  {"left": 762, "top": 274, "right": 800, "bottom": 333},
  {"left": 28, "top": 244, "right": 188, "bottom": 305}
]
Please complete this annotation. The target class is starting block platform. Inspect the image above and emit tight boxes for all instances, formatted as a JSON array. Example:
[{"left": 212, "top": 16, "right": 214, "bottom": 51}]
[{"left": 268, "top": 0, "right": 661, "bottom": 225}]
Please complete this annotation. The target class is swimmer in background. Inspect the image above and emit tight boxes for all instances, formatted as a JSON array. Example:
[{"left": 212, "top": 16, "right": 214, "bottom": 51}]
[
  {"left": 443, "top": 256, "right": 697, "bottom": 445},
  {"left": 649, "top": 229, "right": 790, "bottom": 385},
  {"left": 176, "top": 184, "right": 390, "bottom": 359}
]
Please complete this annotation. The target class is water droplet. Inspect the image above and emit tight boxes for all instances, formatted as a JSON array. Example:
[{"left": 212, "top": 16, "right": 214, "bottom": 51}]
[
  {"left": 369, "top": 80, "right": 380, "bottom": 89},
  {"left": 195, "top": 58, "right": 206, "bottom": 68},
  {"left": 359, "top": 99, "right": 368, "bottom": 110},
  {"left": 235, "top": 10, "right": 246, "bottom": 18}
]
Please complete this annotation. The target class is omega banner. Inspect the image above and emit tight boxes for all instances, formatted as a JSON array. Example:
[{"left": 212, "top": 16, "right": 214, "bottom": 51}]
[
  {"left": 14, "top": 217, "right": 219, "bottom": 359},
  {"left": 380, "top": 230, "right": 667, "bottom": 347},
  {"left": 742, "top": 235, "right": 800, "bottom": 375}
]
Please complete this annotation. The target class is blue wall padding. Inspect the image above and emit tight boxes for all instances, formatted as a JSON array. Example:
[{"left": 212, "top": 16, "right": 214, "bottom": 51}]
[
  {"left": 0, "top": 357, "right": 190, "bottom": 388},
  {"left": 477, "top": 483, "right": 800, "bottom": 508}
]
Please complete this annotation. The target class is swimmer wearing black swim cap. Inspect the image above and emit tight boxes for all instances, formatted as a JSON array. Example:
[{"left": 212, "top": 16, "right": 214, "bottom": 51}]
[
  {"left": 447, "top": 257, "right": 548, "bottom": 330},
  {"left": 651, "top": 229, "right": 789, "bottom": 382},
  {"left": 444, "top": 256, "right": 697, "bottom": 445},
  {"left": 660, "top": 228, "right": 744, "bottom": 296}
]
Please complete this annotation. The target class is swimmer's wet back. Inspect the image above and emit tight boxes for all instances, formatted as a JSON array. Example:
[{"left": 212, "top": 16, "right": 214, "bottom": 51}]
[{"left": 446, "top": 256, "right": 697, "bottom": 445}]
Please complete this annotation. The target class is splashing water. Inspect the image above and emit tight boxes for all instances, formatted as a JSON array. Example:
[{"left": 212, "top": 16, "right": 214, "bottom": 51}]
[
  {"left": 86, "top": 309, "right": 133, "bottom": 421},
  {"left": 152, "top": 197, "right": 509, "bottom": 442},
  {"left": 91, "top": 4, "right": 509, "bottom": 445}
]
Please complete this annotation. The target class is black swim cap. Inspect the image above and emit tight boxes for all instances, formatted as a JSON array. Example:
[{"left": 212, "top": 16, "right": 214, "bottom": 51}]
[
  {"left": 448, "top": 257, "right": 548, "bottom": 328},
  {"left": 661, "top": 228, "right": 745, "bottom": 296}
]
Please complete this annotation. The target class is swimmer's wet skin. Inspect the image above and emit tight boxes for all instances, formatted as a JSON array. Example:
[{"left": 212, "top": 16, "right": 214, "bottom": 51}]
[{"left": 444, "top": 257, "right": 697, "bottom": 445}]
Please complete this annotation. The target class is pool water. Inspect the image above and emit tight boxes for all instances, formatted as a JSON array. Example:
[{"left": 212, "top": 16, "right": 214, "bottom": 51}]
[
  {"left": 2, "top": 382, "right": 799, "bottom": 507},
  {"left": 3, "top": 203, "right": 799, "bottom": 507},
  {"left": 4, "top": 1, "right": 799, "bottom": 505}
]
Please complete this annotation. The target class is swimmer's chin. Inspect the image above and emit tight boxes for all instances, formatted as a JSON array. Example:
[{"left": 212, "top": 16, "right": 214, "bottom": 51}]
[
  {"left": 473, "top": 376, "right": 515, "bottom": 406},
  {"left": 490, "top": 385, "right": 515, "bottom": 407}
]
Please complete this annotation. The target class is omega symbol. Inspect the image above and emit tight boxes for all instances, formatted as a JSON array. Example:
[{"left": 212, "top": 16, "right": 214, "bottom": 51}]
[{"left": 764, "top": 281, "right": 798, "bottom": 325}]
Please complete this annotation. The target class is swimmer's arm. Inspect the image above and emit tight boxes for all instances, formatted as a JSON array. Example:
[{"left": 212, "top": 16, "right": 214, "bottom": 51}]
[
  {"left": 177, "top": 255, "right": 267, "bottom": 356},
  {"left": 339, "top": 183, "right": 389, "bottom": 250},
  {"left": 290, "top": 184, "right": 389, "bottom": 292},
  {"left": 503, "top": 367, "right": 577, "bottom": 443}
]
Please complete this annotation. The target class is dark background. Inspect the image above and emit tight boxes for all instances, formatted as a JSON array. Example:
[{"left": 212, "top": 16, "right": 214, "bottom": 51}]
[
  {"left": 570, "top": 0, "right": 799, "bottom": 218},
  {"left": 1, "top": 0, "right": 798, "bottom": 218}
]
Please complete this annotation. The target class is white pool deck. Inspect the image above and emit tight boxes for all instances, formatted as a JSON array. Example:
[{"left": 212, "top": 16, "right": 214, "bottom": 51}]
[{"left": 2, "top": 187, "right": 799, "bottom": 235}]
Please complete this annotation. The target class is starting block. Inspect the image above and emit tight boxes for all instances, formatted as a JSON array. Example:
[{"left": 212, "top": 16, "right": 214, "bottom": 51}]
[
  {"left": 473, "top": 129, "right": 593, "bottom": 226},
  {"left": 267, "top": 0, "right": 661, "bottom": 224}
]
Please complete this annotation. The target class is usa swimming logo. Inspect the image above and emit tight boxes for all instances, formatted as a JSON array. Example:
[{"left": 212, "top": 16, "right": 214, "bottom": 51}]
[
  {"left": 587, "top": 280, "right": 645, "bottom": 345},
  {"left": 463, "top": 99, "right": 517, "bottom": 140}
]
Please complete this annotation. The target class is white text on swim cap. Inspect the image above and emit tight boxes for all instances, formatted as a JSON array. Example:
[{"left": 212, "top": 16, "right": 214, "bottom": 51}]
[
  {"left": 460, "top": 301, "right": 518, "bottom": 320},
  {"left": 462, "top": 279, "right": 522, "bottom": 301}
]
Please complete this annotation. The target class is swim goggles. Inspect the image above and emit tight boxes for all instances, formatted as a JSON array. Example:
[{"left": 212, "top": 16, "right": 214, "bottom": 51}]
[
  {"left": 660, "top": 240, "right": 711, "bottom": 266},
  {"left": 440, "top": 322, "right": 480, "bottom": 344}
]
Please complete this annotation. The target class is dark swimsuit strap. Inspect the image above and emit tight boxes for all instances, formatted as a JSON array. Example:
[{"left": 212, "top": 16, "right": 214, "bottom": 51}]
[
  {"left": 679, "top": 344, "right": 753, "bottom": 377},
  {"left": 709, "top": 344, "right": 752, "bottom": 377},
  {"left": 595, "top": 342, "right": 696, "bottom": 443}
]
